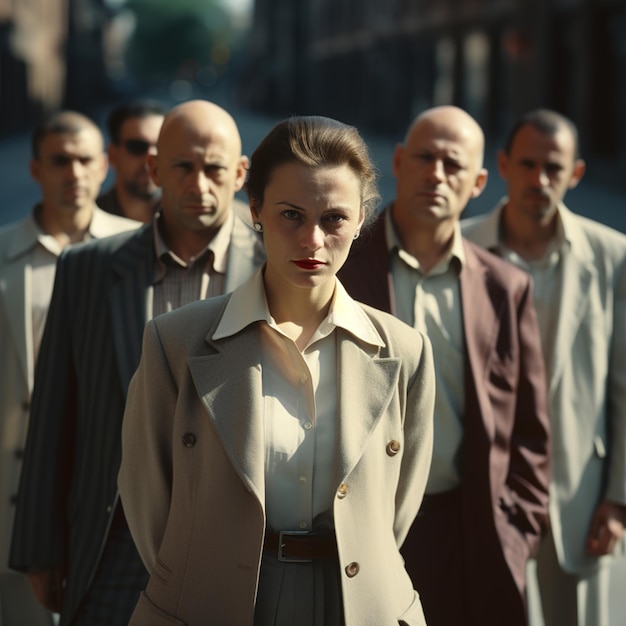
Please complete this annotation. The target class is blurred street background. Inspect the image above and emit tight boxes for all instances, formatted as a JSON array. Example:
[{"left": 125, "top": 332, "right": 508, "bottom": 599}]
[{"left": 0, "top": 0, "right": 625, "bottom": 622}]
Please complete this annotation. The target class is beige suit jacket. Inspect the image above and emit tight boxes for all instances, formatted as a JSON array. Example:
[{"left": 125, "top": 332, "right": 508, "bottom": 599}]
[
  {"left": 0, "top": 207, "right": 138, "bottom": 573},
  {"left": 463, "top": 202, "right": 626, "bottom": 575},
  {"left": 119, "top": 285, "right": 435, "bottom": 625}
]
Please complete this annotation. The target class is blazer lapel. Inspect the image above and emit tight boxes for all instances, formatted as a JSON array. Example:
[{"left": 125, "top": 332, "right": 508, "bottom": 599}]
[
  {"left": 548, "top": 249, "right": 594, "bottom": 397},
  {"left": 1, "top": 257, "right": 31, "bottom": 389},
  {"left": 109, "top": 225, "right": 155, "bottom": 396},
  {"left": 335, "top": 331, "right": 401, "bottom": 484},
  {"left": 460, "top": 243, "right": 503, "bottom": 443},
  {"left": 188, "top": 325, "right": 267, "bottom": 507}
]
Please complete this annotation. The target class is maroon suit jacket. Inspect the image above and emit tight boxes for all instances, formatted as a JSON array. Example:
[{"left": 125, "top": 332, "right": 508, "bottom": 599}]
[{"left": 338, "top": 209, "right": 550, "bottom": 625}]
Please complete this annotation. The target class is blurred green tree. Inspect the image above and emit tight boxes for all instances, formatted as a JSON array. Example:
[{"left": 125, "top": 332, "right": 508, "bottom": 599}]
[{"left": 125, "top": 0, "right": 236, "bottom": 83}]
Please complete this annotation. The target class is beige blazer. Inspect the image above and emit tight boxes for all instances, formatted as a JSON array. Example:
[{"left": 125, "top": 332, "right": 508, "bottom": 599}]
[
  {"left": 119, "top": 288, "right": 435, "bottom": 626},
  {"left": 463, "top": 202, "right": 626, "bottom": 575},
  {"left": 0, "top": 208, "right": 138, "bottom": 574}
]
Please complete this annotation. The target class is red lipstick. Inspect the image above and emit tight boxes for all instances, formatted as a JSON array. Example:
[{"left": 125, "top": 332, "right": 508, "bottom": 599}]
[{"left": 293, "top": 259, "right": 324, "bottom": 270}]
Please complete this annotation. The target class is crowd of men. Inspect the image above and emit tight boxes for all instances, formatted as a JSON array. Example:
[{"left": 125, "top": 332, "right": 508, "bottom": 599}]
[{"left": 0, "top": 98, "right": 624, "bottom": 626}]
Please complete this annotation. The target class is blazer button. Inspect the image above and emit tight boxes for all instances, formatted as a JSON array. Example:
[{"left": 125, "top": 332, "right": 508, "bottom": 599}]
[
  {"left": 386, "top": 440, "right": 401, "bottom": 456},
  {"left": 345, "top": 562, "right": 360, "bottom": 578},
  {"left": 337, "top": 484, "right": 348, "bottom": 499},
  {"left": 182, "top": 433, "right": 197, "bottom": 448},
  {"left": 22, "top": 401, "right": 30, "bottom": 412},
  {"left": 14, "top": 448, "right": 24, "bottom": 460}
]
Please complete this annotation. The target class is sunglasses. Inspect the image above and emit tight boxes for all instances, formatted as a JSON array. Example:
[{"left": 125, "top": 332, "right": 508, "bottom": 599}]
[{"left": 122, "top": 139, "right": 154, "bottom": 156}]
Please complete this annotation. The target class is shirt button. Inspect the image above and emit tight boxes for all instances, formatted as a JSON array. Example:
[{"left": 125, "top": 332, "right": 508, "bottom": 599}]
[
  {"left": 303, "top": 422, "right": 313, "bottom": 431},
  {"left": 298, "top": 521, "right": 308, "bottom": 530},
  {"left": 182, "top": 433, "right": 197, "bottom": 447},
  {"left": 10, "top": 494, "right": 18, "bottom": 506},
  {"left": 22, "top": 401, "right": 30, "bottom": 412},
  {"left": 106, "top": 505, "right": 113, "bottom": 514},
  {"left": 386, "top": 440, "right": 401, "bottom": 456},
  {"left": 299, "top": 475, "right": 307, "bottom": 484},
  {"left": 15, "top": 449, "right": 24, "bottom": 460},
  {"left": 337, "top": 484, "right": 348, "bottom": 499},
  {"left": 345, "top": 562, "right": 360, "bottom": 577}
]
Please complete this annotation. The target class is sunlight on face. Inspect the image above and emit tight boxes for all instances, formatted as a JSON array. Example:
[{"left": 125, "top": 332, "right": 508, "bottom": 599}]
[{"left": 253, "top": 161, "right": 364, "bottom": 298}]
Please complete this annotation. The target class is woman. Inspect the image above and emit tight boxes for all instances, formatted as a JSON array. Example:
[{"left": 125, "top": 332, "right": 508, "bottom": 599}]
[{"left": 118, "top": 116, "right": 435, "bottom": 626}]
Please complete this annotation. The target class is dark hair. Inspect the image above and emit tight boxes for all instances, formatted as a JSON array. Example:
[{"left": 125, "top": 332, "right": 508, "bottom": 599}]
[
  {"left": 106, "top": 100, "right": 167, "bottom": 144},
  {"left": 245, "top": 116, "right": 380, "bottom": 226},
  {"left": 31, "top": 110, "right": 102, "bottom": 159},
  {"left": 504, "top": 108, "right": 581, "bottom": 159}
]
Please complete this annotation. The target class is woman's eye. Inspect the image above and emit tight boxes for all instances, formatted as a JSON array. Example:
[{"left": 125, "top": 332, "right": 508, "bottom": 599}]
[
  {"left": 282, "top": 209, "right": 300, "bottom": 220},
  {"left": 325, "top": 214, "right": 345, "bottom": 223}
]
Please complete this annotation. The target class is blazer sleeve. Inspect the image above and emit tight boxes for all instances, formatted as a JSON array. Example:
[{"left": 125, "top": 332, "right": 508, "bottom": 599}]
[
  {"left": 507, "top": 278, "right": 551, "bottom": 541},
  {"left": 10, "top": 251, "right": 76, "bottom": 572},
  {"left": 119, "top": 319, "right": 177, "bottom": 571},
  {"left": 394, "top": 333, "right": 435, "bottom": 546}
]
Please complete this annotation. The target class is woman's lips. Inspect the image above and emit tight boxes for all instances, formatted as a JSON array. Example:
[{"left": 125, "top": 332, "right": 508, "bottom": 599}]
[{"left": 293, "top": 259, "right": 325, "bottom": 270}]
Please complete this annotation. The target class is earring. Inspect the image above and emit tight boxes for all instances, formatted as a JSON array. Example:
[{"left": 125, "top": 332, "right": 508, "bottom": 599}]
[
  {"left": 353, "top": 230, "right": 360, "bottom": 240},
  {"left": 253, "top": 222, "right": 263, "bottom": 233}
]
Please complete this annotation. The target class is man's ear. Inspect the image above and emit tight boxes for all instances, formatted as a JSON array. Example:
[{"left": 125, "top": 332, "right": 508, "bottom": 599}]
[
  {"left": 471, "top": 168, "right": 489, "bottom": 199},
  {"left": 392, "top": 143, "right": 405, "bottom": 179},
  {"left": 29, "top": 159, "right": 41, "bottom": 184},
  {"left": 107, "top": 143, "right": 119, "bottom": 169},
  {"left": 496, "top": 150, "right": 509, "bottom": 181},
  {"left": 568, "top": 159, "right": 586, "bottom": 190},
  {"left": 148, "top": 154, "right": 160, "bottom": 186},
  {"left": 234, "top": 155, "right": 249, "bottom": 192}
]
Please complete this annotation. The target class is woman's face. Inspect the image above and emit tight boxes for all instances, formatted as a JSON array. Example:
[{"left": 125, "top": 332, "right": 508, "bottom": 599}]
[{"left": 252, "top": 161, "right": 364, "bottom": 295}]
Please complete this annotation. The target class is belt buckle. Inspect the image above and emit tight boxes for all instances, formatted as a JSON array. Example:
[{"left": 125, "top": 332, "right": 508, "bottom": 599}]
[{"left": 278, "top": 530, "right": 312, "bottom": 563}]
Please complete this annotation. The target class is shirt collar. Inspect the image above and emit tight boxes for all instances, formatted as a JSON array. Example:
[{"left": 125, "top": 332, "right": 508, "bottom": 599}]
[
  {"left": 152, "top": 209, "right": 234, "bottom": 270},
  {"left": 213, "top": 266, "right": 386, "bottom": 348},
  {"left": 384, "top": 208, "right": 465, "bottom": 274}
]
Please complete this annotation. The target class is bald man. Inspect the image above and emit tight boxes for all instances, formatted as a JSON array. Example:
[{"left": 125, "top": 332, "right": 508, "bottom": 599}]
[
  {"left": 338, "top": 106, "right": 550, "bottom": 625},
  {"left": 0, "top": 110, "right": 138, "bottom": 626},
  {"left": 9, "top": 100, "right": 265, "bottom": 626}
]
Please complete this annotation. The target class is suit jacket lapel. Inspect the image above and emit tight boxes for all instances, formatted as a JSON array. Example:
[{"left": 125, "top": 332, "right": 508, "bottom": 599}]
[
  {"left": 109, "top": 225, "right": 155, "bottom": 396},
  {"left": 1, "top": 257, "right": 31, "bottom": 388},
  {"left": 188, "top": 324, "right": 267, "bottom": 507},
  {"left": 460, "top": 242, "right": 504, "bottom": 443},
  {"left": 549, "top": 249, "right": 594, "bottom": 396},
  {"left": 335, "top": 330, "right": 401, "bottom": 484}
]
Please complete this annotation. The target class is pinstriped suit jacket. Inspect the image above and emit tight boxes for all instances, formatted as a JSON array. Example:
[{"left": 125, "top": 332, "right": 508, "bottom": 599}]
[{"left": 9, "top": 216, "right": 265, "bottom": 625}]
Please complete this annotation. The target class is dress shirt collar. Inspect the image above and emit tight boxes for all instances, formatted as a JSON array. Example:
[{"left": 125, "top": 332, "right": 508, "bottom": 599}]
[
  {"left": 153, "top": 208, "right": 234, "bottom": 271},
  {"left": 213, "top": 266, "right": 386, "bottom": 349},
  {"left": 384, "top": 207, "right": 465, "bottom": 275}
]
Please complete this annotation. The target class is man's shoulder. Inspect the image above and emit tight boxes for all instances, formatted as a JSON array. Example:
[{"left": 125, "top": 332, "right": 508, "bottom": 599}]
[
  {"left": 91, "top": 206, "right": 141, "bottom": 238},
  {"left": 463, "top": 237, "right": 531, "bottom": 289},
  {"left": 565, "top": 209, "right": 626, "bottom": 257},
  {"left": 62, "top": 222, "right": 152, "bottom": 264}
]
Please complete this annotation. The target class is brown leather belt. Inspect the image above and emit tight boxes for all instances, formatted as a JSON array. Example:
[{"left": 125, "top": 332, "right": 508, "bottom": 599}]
[{"left": 264, "top": 530, "right": 338, "bottom": 562}]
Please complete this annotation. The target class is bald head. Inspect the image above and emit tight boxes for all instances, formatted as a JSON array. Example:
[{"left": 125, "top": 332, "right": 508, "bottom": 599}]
[
  {"left": 157, "top": 100, "right": 242, "bottom": 157},
  {"left": 405, "top": 106, "right": 485, "bottom": 169},
  {"left": 392, "top": 105, "right": 488, "bottom": 236},
  {"left": 148, "top": 100, "right": 248, "bottom": 258}
]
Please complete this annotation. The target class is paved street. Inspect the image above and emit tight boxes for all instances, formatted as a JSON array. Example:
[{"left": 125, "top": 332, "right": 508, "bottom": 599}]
[{"left": 0, "top": 90, "right": 625, "bottom": 623}]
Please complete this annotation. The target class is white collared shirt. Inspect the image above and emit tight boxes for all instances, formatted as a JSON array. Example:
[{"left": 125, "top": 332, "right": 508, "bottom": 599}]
[{"left": 214, "top": 268, "right": 385, "bottom": 530}]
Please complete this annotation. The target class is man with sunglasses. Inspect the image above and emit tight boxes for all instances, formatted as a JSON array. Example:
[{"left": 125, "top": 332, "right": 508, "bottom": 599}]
[
  {"left": 97, "top": 100, "right": 166, "bottom": 223},
  {"left": 10, "top": 100, "right": 265, "bottom": 626}
]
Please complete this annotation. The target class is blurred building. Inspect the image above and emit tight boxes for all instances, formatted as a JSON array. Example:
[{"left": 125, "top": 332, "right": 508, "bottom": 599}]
[
  {"left": 0, "top": 0, "right": 114, "bottom": 137},
  {"left": 244, "top": 0, "right": 626, "bottom": 171}
]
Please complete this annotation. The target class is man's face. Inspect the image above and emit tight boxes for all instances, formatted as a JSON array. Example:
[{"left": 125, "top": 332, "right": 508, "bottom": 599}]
[
  {"left": 31, "top": 128, "right": 107, "bottom": 213},
  {"left": 392, "top": 116, "right": 486, "bottom": 230},
  {"left": 108, "top": 114, "right": 164, "bottom": 201},
  {"left": 150, "top": 123, "right": 247, "bottom": 239},
  {"left": 498, "top": 123, "right": 585, "bottom": 224}
]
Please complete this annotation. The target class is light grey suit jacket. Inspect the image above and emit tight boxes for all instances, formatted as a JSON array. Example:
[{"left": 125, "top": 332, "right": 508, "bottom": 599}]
[
  {"left": 119, "top": 283, "right": 435, "bottom": 626},
  {"left": 0, "top": 207, "right": 138, "bottom": 574},
  {"left": 463, "top": 202, "right": 626, "bottom": 575}
]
